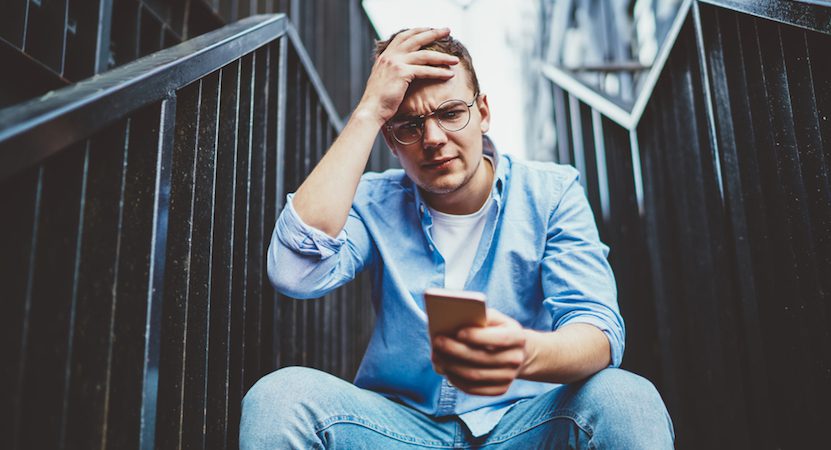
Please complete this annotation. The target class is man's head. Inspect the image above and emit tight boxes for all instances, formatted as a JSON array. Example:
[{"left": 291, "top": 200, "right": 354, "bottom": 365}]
[
  {"left": 374, "top": 30, "right": 481, "bottom": 95},
  {"left": 375, "top": 30, "right": 491, "bottom": 206}
]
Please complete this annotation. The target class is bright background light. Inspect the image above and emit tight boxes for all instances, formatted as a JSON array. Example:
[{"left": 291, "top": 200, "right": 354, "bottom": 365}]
[{"left": 362, "top": 0, "right": 539, "bottom": 159}]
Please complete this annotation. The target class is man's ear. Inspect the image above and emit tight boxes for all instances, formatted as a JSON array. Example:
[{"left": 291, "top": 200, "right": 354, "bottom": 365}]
[{"left": 477, "top": 94, "right": 491, "bottom": 134}]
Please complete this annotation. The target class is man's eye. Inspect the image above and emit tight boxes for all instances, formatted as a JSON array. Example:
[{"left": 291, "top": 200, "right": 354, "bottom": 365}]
[
  {"left": 439, "top": 110, "right": 463, "bottom": 120},
  {"left": 400, "top": 121, "right": 420, "bottom": 130}
]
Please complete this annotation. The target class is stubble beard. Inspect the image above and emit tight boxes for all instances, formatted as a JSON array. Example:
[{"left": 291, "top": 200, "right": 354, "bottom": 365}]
[{"left": 417, "top": 157, "right": 480, "bottom": 196}]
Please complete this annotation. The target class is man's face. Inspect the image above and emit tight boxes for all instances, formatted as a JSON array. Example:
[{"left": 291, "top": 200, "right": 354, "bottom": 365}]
[{"left": 384, "top": 64, "right": 490, "bottom": 196}]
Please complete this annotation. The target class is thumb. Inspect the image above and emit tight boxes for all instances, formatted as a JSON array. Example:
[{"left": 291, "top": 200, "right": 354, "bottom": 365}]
[{"left": 485, "top": 308, "right": 512, "bottom": 326}]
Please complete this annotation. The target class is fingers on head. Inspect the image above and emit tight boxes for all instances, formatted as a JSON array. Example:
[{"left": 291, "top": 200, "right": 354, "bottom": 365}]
[
  {"left": 406, "top": 50, "right": 459, "bottom": 66},
  {"left": 398, "top": 27, "right": 451, "bottom": 50},
  {"left": 410, "top": 66, "right": 455, "bottom": 80},
  {"left": 390, "top": 27, "right": 433, "bottom": 47}
]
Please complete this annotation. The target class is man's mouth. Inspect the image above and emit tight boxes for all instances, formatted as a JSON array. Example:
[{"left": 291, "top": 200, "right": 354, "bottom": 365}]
[{"left": 423, "top": 157, "right": 457, "bottom": 170}]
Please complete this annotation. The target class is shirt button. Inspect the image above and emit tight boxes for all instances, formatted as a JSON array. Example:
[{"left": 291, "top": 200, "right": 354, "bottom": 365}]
[
  {"left": 428, "top": 244, "right": 434, "bottom": 252},
  {"left": 419, "top": 204, "right": 425, "bottom": 214}
]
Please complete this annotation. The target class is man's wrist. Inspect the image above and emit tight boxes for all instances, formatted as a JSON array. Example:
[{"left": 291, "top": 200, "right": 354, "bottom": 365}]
[
  {"left": 351, "top": 103, "right": 387, "bottom": 129},
  {"left": 518, "top": 328, "right": 545, "bottom": 379}
]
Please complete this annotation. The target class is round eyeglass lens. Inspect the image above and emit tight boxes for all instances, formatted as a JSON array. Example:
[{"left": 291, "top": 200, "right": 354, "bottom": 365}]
[
  {"left": 436, "top": 100, "right": 471, "bottom": 132},
  {"left": 390, "top": 98, "right": 474, "bottom": 145},
  {"left": 393, "top": 121, "right": 422, "bottom": 145}
]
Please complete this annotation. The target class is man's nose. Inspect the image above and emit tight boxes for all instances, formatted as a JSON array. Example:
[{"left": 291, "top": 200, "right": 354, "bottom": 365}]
[{"left": 421, "top": 117, "right": 447, "bottom": 150}]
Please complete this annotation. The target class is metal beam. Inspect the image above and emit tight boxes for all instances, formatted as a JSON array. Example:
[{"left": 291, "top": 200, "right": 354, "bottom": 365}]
[
  {"left": 285, "top": 24, "right": 344, "bottom": 132},
  {"left": 700, "top": 0, "right": 831, "bottom": 35},
  {"left": 0, "top": 14, "right": 288, "bottom": 180},
  {"left": 541, "top": 63, "right": 635, "bottom": 129}
]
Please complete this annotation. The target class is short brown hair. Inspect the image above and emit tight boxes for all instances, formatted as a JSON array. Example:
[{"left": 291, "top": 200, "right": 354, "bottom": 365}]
[{"left": 374, "top": 29, "right": 481, "bottom": 94}]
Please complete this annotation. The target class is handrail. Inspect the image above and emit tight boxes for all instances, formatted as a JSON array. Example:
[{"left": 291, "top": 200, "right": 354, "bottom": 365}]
[
  {"left": 700, "top": 0, "right": 831, "bottom": 34},
  {"left": 0, "top": 13, "right": 343, "bottom": 181},
  {"left": 540, "top": 0, "right": 831, "bottom": 131}
]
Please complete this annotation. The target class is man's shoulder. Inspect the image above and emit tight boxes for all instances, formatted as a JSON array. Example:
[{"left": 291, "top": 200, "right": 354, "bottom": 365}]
[
  {"left": 353, "top": 168, "right": 412, "bottom": 204},
  {"left": 506, "top": 156, "right": 580, "bottom": 197}
]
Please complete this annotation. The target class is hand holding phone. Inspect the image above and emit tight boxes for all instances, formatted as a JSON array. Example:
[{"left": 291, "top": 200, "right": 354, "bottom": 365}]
[{"left": 424, "top": 288, "right": 487, "bottom": 338}]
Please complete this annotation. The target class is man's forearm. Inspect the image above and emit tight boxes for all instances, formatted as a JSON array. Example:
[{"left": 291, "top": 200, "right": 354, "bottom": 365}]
[
  {"left": 289, "top": 28, "right": 458, "bottom": 238},
  {"left": 291, "top": 108, "right": 383, "bottom": 238},
  {"left": 518, "top": 323, "right": 611, "bottom": 384}
]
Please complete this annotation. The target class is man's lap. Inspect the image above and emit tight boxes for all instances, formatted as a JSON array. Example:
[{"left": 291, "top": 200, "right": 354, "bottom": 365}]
[
  {"left": 240, "top": 366, "right": 673, "bottom": 449},
  {"left": 240, "top": 366, "right": 460, "bottom": 448}
]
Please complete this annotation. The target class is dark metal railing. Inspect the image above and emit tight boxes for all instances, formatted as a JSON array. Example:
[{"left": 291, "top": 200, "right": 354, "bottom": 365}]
[
  {"left": 0, "top": 13, "right": 380, "bottom": 450},
  {"left": 542, "top": 0, "right": 830, "bottom": 448},
  {"left": 0, "top": 0, "right": 379, "bottom": 117}
]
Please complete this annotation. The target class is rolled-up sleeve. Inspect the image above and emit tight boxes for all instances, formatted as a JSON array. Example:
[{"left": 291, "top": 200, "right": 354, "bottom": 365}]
[
  {"left": 541, "top": 169, "right": 625, "bottom": 367},
  {"left": 267, "top": 193, "right": 376, "bottom": 299}
]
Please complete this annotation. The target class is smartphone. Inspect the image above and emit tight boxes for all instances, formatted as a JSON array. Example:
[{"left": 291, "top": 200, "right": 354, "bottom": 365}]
[{"left": 424, "top": 288, "right": 487, "bottom": 337}]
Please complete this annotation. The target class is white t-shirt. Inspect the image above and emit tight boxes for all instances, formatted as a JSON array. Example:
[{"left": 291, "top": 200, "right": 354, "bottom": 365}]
[{"left": 428, "top": 194, "right": 493, "bottom": 290}]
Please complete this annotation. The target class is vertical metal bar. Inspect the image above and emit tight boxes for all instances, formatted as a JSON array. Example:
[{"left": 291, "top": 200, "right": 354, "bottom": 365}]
[
  {"left": 736, "top": 13, "right": 797, "bottom": 449},
  {"left": 693, "top": 2, "right": 725, "bottom": 204},
  {"left": 156, "top": 80, "right": 202, "bottom": 450},
  {"left": 779, "top": 21, "right": 831, "bottom": 426},
  {"left": 348, "top": 0, "right": 365, "bottom": 115},
  {"left": 553, "top": 86, "right": 572, "bottom": 164},
  {"left": 58, "top": 121, "right": 129, "bottom": 449},
  {"left": 9, "top": 166, "right": 43, "bottom": 450},
  {"left": 138, "top": 94, "right": 176, "bottom": 450},
  {"left": 207, "top": 59, "right": 242, "bottom": 449},
  {"left": 265, "top": 38, "right": 285, "bottom": 373},
  {"left": 568, "top": 93, "right": 587, "bottom": 189},
  {"left": 300, "top": 76, "right": 311, "bottom": 367},
  {"left": 58, "top": 141, "right": 91, "bottom": 449},
  {"left": 95, "top": 0, "right": 114, "bottom": 73},
  {"left": 806, "top": 22, "right": 831, "bottom": 309},
  {"left": 704, "top": 9, "right": 774, "bottom": 448},
  {"left": 228, "top": 52, "right": 255, "bottom": 450},
  {"left": 256, "top": 42, "right": 272, "bottom": 380},
  {"left": 101, "top": 100, "right": 166, "bottom": 448},
  {"left": 25, "top": 0, "right": 69, "bottom": 73},
  {"left": 18, "top": 142, "right": 86, "bottom": 449},
  {"left": 0, "top": 0, "right": 30, "bottom": 48},
  {"left": 628, "top": 130, "right": 645, "bottom": 216},
  {"left": 109, "top": 0, "right": 140, "bottom": 66},
  {"left": 576, "top": 102, "right": 603, "bottom": 231},
  {"left": 100, "top": 118, "right": 132, "bottom": 450},
  {"left": 591, "top": 109, "right": 611, "bottom": 223},
  {"left": 244, "top": 44, "right": 270, "bottom": 387},
  {"left": 275, "top": 36, "right": 290, "bottom": 370},
  {"left": 182, "top": 71, "right": 221, "bottom": 450},
  {"left": 636, "top": 101, "right": 683, "bottom": 425},
  {"left": 756, "top": 19, "right": 824, "bottom": 444}
]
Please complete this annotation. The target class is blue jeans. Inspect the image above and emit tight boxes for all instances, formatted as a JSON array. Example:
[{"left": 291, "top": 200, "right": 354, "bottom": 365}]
[{"left": 240, "top": 367, "right": 674, "bottom": 449}]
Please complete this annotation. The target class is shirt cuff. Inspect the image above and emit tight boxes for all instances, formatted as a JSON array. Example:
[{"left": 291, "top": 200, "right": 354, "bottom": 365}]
[
  {"left": 275, "top": 193, "right": 346, "bottom": 259},
  {"left": 556, "top": 315, "right": 624, "bottom": 368}
]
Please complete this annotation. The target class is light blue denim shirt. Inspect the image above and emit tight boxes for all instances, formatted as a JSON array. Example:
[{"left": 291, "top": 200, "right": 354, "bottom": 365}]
[{"left": 267, "top": 142, "right": 624, "bottom": 437}]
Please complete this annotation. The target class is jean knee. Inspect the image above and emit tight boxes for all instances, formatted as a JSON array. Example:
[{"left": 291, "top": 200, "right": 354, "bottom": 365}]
[
  {"left": 579, "top": 369, "right": 668, "bottom": 417},
  {"left": 243, "top": 366, "right": 331, "bottom": 414},
  {"left": 241, "top": 367, "right": 338, "bottom": 448},
  {"left": 565, "top": 369, "right": 674, "bottom": 447}
]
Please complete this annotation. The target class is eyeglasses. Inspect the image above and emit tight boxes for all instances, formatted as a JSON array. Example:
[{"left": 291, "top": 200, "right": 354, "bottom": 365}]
[{"left": 386, "top": 93, "right": 479, "bottom": 145}]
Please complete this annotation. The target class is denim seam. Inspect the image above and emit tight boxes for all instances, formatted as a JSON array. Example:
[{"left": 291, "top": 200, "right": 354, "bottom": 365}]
[
  {"left": 484, "top": 408, "right": 594, "bottom": 446},
  {"left": 314, "top": 415, "right": 457, "bottom": 448}
]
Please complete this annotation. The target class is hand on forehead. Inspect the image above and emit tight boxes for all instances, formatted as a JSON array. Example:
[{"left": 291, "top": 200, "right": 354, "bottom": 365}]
[{"left": 400, "top": 65, "right": 475, "bottom": 113}]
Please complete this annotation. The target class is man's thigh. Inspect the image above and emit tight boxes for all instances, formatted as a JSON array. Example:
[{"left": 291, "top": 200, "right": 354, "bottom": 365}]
[
  {"left": 240, "top": 366, "right": 461, "bottom": 449},
  {"left": 475, "top": 368, "right": 674, "bottom": 449}
]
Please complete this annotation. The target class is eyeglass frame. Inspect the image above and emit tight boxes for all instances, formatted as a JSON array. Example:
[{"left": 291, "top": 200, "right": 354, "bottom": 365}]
[{"left": 385, "top": 93, "right": 481, "bottom": 145}]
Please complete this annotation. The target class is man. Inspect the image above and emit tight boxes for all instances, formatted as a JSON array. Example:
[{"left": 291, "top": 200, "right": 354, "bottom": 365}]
[{"left": 241, "top": 28, "right": 674, "bottom": 448}]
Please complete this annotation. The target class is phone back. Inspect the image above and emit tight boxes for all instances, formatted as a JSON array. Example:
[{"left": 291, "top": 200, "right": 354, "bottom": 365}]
[{"left": 424, "top": 289, "right": 487, "bottom": 336}]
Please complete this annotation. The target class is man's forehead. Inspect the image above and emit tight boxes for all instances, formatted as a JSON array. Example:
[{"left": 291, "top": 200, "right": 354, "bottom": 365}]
[{"left": 396, "top": 69, "right": 474, "bottom": 117}]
